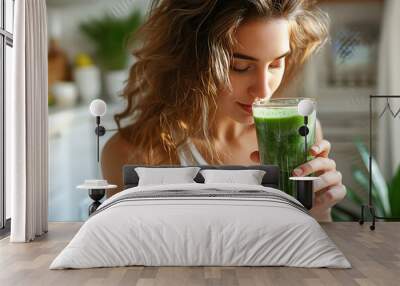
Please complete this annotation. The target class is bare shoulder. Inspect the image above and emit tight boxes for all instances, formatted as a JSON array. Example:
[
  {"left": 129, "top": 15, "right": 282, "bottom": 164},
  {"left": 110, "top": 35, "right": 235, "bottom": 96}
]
[
  {"left": 101, "top": 132, "right": 133, "bottom": 197},
  {"left": 102, "top": 132, "right": 132, "bottom": 161}
]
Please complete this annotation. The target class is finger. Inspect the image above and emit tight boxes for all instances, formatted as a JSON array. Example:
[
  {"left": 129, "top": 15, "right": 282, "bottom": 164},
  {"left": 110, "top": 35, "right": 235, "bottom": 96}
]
[
  {"left": 250, "top": 151, "right": 260, "bottom": 163},
  {"left": 312, "top": 189, "right": 329, "bottom": 208},
  {"left": 313, "top": 171, "right": 342, "bottom": 192},
  {"left": 293, "top": 157, "right": 336, "bottom": 177},
  {"left": 309, "top": 207, "right": 332, "bottom": 222},
  {"left": 312, "top": 184, "right": 347, "bottom": 212},
  {"left": 310, "top": 139, "right": 331, "bottom": 158}
]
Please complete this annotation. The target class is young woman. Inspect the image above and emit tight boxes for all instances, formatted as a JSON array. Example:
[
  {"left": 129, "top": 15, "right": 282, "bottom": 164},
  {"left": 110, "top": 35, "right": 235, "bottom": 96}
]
[{"left": 102, "top": 0, "right": 346, "bottom": 221}]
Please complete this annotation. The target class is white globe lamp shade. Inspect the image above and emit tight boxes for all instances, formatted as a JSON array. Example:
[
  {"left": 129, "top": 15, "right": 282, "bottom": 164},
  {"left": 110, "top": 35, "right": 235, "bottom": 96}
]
[
  {"left": 298, "top": 99, "right": 315, "bottom": 116},
  {"left": 89, "top": 99, "right": 107, "bottom": 117}
]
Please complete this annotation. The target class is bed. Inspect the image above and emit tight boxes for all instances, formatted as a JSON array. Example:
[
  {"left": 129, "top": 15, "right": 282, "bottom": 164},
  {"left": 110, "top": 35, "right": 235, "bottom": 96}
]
[{"left": 50, "top": 165, "right": 351, "bottom": 269}]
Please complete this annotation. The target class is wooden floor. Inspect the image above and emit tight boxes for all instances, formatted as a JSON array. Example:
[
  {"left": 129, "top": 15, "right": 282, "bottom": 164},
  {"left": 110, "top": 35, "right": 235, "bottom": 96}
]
[{"left": 0, "top": 222, "right": 399, "bottom": 286}]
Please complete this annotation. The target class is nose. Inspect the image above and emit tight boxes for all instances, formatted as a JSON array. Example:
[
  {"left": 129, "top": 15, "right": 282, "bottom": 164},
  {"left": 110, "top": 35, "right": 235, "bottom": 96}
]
[{"left": 249, "top": 70, "right": 273, "bottom": 101}]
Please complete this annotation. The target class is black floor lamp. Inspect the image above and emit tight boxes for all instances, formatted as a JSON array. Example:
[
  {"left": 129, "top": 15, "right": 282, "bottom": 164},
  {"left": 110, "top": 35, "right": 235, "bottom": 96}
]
[{"left": 359, "top": 95, "right": 400, "bottom": 230}]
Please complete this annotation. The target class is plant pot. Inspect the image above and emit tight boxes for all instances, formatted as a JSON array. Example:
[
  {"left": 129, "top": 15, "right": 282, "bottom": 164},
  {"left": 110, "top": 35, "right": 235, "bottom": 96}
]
[
  {"left": 52, "top": 81, "right": 78, "bottom": 108},
  {"left": 105, "top": 70, "right": 128, "bottom": 103},
  {"left": 73, "top": 66, "right": 101, "bottom": 103}
]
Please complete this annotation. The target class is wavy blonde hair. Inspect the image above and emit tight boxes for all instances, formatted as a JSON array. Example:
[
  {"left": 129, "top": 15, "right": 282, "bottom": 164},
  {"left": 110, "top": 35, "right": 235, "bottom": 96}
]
[{"left": 115, "top": 0, "right": 329, "bottom": 165}]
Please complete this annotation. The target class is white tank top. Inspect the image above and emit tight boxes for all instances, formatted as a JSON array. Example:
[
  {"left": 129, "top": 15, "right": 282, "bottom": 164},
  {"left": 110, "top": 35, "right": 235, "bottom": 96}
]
[{"left": 177, "top": 138, "right": 208, "bottom": 166}]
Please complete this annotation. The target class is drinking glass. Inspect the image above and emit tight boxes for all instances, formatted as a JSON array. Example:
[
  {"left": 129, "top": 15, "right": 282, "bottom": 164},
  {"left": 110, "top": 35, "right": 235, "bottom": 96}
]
[{"left": 252, "top": 97, "right": 317, "bottom": 195}]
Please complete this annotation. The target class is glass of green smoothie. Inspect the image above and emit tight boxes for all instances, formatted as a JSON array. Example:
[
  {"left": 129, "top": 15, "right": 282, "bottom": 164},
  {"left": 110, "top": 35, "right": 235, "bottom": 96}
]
[{"left": 252, "top": 97, "right": 317, "bottom": 196}]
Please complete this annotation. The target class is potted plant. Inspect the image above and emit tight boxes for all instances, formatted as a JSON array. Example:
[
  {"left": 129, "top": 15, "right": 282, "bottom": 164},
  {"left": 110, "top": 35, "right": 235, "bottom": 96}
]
[
  {"left": 79, "top": 10, "right": 142, "bottom": 102},
  {"left": 331, "top": 139, "right": 400, "bottom": 221}
]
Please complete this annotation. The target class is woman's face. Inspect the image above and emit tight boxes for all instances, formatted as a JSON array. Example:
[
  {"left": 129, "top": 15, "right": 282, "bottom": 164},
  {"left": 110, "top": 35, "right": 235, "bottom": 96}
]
[{"left": 218, "top": 18, "right": 290, "bottom": 124}]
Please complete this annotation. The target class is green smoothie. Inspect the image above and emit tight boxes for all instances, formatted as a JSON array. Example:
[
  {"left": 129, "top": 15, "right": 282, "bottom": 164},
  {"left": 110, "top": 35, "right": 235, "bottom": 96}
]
[{"left": 253, "top": 100, "right": 316, "bottom": 196}]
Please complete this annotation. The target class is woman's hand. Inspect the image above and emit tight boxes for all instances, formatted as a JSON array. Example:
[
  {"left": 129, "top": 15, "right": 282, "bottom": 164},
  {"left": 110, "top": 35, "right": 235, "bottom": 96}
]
[
  {"left": 292, "top": 139, "right": 346, "bottom": 221},
  {"left": 250, "top": 139, "right": 347, "bottom": 222}
]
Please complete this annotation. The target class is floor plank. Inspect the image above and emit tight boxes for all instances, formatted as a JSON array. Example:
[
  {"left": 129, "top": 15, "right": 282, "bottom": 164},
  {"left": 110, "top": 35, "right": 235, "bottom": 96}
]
[{"left": 0, "top": 222, "right": 399, "bottom": 286}]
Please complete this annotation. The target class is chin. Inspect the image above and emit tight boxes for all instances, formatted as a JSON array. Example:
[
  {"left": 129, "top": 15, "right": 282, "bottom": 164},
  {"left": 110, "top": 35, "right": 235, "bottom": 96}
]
[
  {"left": 230, "top": 114, "right": 254, "bottom": 125},
  {"left": 218, "top": 103, "right": 255, "bottom": 125}
]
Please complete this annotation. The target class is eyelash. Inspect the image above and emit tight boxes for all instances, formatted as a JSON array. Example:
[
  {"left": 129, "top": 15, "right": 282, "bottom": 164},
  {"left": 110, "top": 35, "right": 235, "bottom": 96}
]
[
  {"left": 231, "top": 60, "right": 283, "bottom": 73},
  {"left": 232, "top": 66, "right": 251, "bottom": 73}
]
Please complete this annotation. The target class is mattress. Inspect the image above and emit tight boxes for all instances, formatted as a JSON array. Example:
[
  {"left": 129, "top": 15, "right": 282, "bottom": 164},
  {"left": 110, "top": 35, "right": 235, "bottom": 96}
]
[{"left": 50, "top": 183, "right": 351, "bottom": 269}]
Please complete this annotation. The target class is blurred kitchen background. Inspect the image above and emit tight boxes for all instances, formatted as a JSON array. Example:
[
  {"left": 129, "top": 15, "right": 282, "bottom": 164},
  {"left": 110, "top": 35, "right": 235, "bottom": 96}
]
[
  {"left": 45, "top": 0, "right": 398, "bottom": 222},
  {"left": 46, "top": 0, "right": 147, "bottom": 221}
]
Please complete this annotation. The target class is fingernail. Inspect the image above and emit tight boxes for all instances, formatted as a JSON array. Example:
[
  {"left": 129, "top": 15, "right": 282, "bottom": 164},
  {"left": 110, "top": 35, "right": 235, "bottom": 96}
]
[
  {"left": 312, "top": 146, "right": 320, "bottom": 153},
  {"left": 293, "top": 168, "right": 303, "bottom": 176}
]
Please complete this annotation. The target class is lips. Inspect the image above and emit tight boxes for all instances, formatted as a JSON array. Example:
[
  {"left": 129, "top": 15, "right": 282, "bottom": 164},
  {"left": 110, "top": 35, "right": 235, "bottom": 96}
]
[{"left": 237, "top": 102, "right": 253, "bottom": 114}]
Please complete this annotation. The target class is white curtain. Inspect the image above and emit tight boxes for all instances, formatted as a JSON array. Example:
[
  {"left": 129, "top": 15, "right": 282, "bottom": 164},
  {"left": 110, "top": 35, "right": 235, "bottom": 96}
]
[
  {"left": 7, "top": 0, "right": 48, "bottom": 242},
  {"left": 377, "top": 0, "right": 400, "bottom": 182}
]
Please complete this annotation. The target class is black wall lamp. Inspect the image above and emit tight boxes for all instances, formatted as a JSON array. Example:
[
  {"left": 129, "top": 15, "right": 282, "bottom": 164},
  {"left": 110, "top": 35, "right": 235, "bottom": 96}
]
[{"left": 290, "top": 99, "right": 319, "bottom": 210}]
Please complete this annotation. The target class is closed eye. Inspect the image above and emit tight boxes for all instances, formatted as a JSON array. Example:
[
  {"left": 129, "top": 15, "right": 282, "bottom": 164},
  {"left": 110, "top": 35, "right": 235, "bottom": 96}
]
[
  {"left": 231, "top": 65, "right": 250, "bottom": 72},
  {"left": 231, "top": 62, "right": 253, "bottom": 73},
  {"left": 230, "top": 56, "right": 286, "bottom": 73}
]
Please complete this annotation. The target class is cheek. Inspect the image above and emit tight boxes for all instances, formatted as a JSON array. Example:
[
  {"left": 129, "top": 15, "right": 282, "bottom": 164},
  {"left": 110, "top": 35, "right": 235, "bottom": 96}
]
[
  {"left": 276, "top": 63, "right": 286, "bottom": 86},
  {"left": 271, "top": 72, "right": 285, "bottom": 92},
  {"left": 218, "top": 74, "right": 248, "bottom": 101},
  {"left": 226, "top": 74, "right": 251, "bottom": 99}
]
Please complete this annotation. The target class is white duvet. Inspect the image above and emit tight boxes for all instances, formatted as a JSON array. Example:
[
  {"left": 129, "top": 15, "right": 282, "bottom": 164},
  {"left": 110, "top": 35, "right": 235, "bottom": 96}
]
[{"left": 50, "top": 183, "right": 351, "bottom": 269}]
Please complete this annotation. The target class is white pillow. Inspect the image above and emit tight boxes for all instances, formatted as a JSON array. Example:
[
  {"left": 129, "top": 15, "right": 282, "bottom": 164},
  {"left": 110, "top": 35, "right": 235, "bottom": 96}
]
[
  {"left": 135, "top": 167, "right": 201, "bottom": 186},
  {"left": 200, "top": 169, "right": 266, "bottom": 185}
]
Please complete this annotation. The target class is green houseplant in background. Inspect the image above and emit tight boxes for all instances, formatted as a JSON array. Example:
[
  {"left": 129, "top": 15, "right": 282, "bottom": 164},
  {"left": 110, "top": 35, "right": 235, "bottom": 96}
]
[
  {"left": 79, "top": 10, "right": 143, "bottom": 101},
  {"left": 332, "top": 139, "right": 400, "bottom": 221}
]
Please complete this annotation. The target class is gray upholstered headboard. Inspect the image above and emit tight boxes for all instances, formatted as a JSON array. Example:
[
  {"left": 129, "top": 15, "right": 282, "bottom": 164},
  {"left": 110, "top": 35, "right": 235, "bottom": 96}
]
[{"left": 122, "top": 165, "right": 280, "bottom": 189}]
